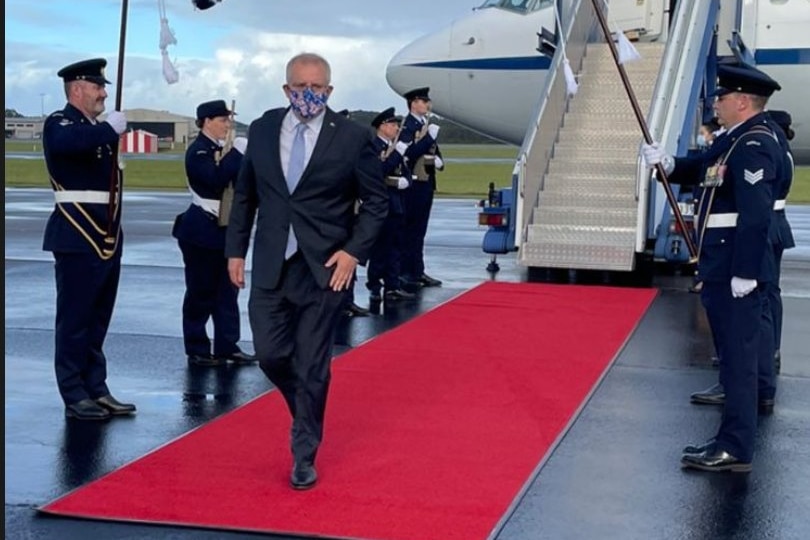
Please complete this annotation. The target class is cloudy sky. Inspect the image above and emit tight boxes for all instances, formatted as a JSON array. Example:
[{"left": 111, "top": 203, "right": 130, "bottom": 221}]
[{"left": 5, "top": 0, "right": 479, "bottom": 121}]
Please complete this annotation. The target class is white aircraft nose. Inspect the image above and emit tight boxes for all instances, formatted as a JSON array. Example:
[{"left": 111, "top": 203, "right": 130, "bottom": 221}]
[{"left": 386, "top": 25, "right": 452, "bottom": 103}]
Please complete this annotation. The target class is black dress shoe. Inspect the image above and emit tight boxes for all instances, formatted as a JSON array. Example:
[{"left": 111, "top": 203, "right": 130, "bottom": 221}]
[
  {"left": 418, "top": 273, "right": 442, "bottom": 287},
  {"left": 682, "top": 438, "right": 716, "bottom": 455},
  {"left": 350, "top": 302, "right": 370, "bottom": 316},
  {"left": 774, "top": 350, "right": 781, "bottom": 374},
  {"left": 95, "top": 394, "right": 137, "bottom": 416},
  {"left": 65, "top": 399, "right": 111, "bottom": 421},
  {"left": 290, "top": 462, "right": 318, "bottom": 490},
  {"left": 681, "top": 449, "right": 752, "bottom": 472},
  {"left": 187, "top": 354, "right": 224, "bottom": 367},
  {"left": 690, "top": 383, "right": 725, "bottom": 405},
  {"left": 217, "top": 351, "right": 256, "bottom": 365},
  {"left": 710, "top": 356, "right": 721, "bottom": 368},
  {"left": 369, "top": 291, "right": 382, "bottom": 303},
  {"left": 384, "top": 288, "right": 416, "bottom": 301},
  {"left": 759, "top": 398, "right": 775, "bottom": 415}
]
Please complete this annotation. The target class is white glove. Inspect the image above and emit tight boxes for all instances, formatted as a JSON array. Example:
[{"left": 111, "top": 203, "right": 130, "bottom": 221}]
[
  {"left": 395, "top": 141, "right": 409, "bottom": 156},
  {"left": 397, "top": 177, "right": 410, "bottom": 190},
  {"left": 427, "top": 124, "right": 440, "bottom": 140},
  {"left": 233, "top": 136, "right": 248, "bottom": 155},
  {"left": 433, "top": 156, "right": 444, "bottom": 169},
  {"left": 641, "top": 142, "right": 674, "bottom": 175},
  {"left": 105, "top": 111, "right": 127, "bottom": 135},
  {"left": 731, "top": 277, "right": 757, "bottom": 298}
]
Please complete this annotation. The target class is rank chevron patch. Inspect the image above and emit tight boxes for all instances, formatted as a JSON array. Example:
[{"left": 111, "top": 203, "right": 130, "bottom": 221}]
[{"left": 744, "top": 168, "right": 764, "bottom": 185}]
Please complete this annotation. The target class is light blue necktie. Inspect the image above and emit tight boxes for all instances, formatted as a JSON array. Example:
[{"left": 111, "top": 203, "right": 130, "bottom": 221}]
[{"left": 285, "top": 123, "right": 307, "bottom": 259}]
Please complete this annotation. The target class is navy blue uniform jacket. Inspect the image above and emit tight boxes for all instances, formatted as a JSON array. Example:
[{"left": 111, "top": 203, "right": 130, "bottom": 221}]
[
  {"left": 172, "top": 134, "right": 242, "bottom": 250},
  {"left": 42, "top": 104, "right": 123, "bottom": 257}
]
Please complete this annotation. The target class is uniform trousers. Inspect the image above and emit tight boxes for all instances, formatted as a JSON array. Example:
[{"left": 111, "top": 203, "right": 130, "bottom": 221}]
[
  {"left": 249, "top": 252, "right": 347, "bottom": 464},
  {"left": 767, "top": 243, "right": 785, "bottom": 352},
  {"left": 178, "top": 240, "right": 240, "bottom": 357},
  {"left": 706, "top": 282, "right": 774, "bottom": 462},
  {"left": 367, "top": 209, "right": 405, "bottom": 293},
  {"left": 401, "top": 179, "right": 434, "bottom": 280},
  {"left": 53, "top": 251, "right": 120, "bottom": 405}
]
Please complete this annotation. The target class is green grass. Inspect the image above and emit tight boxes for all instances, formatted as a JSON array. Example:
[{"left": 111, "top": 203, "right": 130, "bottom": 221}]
[{"left": 5, "top": 143, "right": 809, "bottom": 203}]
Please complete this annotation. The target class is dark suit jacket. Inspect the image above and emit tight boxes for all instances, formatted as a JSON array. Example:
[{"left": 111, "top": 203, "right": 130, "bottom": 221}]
[{"left": 225, "top": 107, "right": 388, "bottom": 289}]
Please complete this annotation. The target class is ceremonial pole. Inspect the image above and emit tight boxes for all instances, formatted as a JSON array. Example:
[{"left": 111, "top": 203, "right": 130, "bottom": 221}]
[
  {"left": 589, "top": 0, "right": 698, "bottom": 262},
  {"left": 107, "top": 0, "right": 129, "bottom": 238}
]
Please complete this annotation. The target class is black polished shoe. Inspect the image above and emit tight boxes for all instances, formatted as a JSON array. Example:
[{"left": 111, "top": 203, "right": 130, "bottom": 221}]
[
  {"left": 681, "top": 449, "right": 752, "bottom": 472},
  {"left": 710, "top": 356, "right": 721, "bottom": 368},
  {"left": 217, "top": 351, "right": 256, "bottom": 365},
  {"left": 418, "top": 273, "right": 442, "bottom": 287},
  {"left": 290, "top": 461, "right": 318, "bottom": 490},
  {"left": 95, "top": 394, "right": 136, "bottom": 416},
  {"left": 690, "top": 383, "right": 725, "bottom": 405},
  {"left": 65, "top": 399, "right": 111, "bottom": 421},
  {"left": 399, "top": 276, "right": 424, "bottom": 289},
  {"left": 368, "top": 291, "right": 382, "bottom": 303},
  {"left": 682, "top": 438, "right": 716, "bottom": 455},
  {"left": 187, "top": 354, "right": 224, "bottom": 367},
  {"left": 384, "top": 288, "right": 416, "bottom": 301},
  {"left": 759, "top": 398, "right": 775, "bottom": 415},
  {"left": 774, "top": 350, "right": 781, "bottom": 374},
  {"left": 344, "top": 302, "right": 370, "bottom": 317}
]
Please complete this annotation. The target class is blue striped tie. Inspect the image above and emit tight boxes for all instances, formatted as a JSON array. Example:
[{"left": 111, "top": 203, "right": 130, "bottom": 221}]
[{"left": 285, "top": 123, "right": 307, "bottom": 259}]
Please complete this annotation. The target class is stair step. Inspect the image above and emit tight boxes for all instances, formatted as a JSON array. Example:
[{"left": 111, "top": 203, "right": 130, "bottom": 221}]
[
  {"left": 520, "top": 240, "right": 636, "bottom": 271},
  {"left": 537, "top": 190, "right": 636, "bottom": 209},
  {"left": 546, "top": 160, "right": 638, "bottom": 178},
  {"left": 533, "top": 206, "right": 637, "bottom": 227}
]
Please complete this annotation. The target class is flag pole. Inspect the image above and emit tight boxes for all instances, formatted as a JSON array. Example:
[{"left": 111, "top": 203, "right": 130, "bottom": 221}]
[
  {"left": 107, "top": 0, "right": 129, "bottom": 238},
  {"left": 589, "top": 0, "right": 697, "bottom": 262}
]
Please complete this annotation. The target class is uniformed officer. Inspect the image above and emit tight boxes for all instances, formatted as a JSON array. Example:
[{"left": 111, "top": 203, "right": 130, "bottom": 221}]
[
  {"left": 42, "top": 58, "right": 135, "bottom": 420},
  {"left": 366, "top": 107, "right": 416, "bottom": 303},
  {"left": 398, "top": 87, "right": 444, "bottom": 289},
  {"left": 172, "top": 100, "right": 255, "bottom": 367},
  {"left": 643, "top": 64, "right": 783, "bottom": 472},
  {"left": 764, "top": 110, "right": 796, "bottom": 374},
  {"left": 336, "top": 108, "right": 371, "bottom": 318}
]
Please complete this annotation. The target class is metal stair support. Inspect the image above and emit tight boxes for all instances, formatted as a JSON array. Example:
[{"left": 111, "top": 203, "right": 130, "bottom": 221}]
[{"left": 520, "top": 42, "right": 665, "bottom": 271}]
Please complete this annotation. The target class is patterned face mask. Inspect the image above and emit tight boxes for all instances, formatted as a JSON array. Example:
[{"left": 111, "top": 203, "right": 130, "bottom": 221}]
[{"left": 289, "top": 87, "right": 329, "bottom": 119}]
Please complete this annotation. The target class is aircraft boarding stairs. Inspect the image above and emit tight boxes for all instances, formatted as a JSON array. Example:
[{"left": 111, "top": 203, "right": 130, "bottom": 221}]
[{"left": 521, "top": 42, "right": 665, "bottom": 271}]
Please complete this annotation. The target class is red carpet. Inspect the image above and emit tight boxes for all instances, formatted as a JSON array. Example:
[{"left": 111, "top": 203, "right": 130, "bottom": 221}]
[{"left": 41, "top": 282, "right": 656, "bottom": 540}]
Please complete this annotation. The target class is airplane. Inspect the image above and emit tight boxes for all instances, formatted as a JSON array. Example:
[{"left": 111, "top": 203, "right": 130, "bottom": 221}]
[
  {"left": 385, "top": 0, "right": 809, "bottom": 274},
  {"left": 386, "top": 0, "right": 809, "bottom": 163}
]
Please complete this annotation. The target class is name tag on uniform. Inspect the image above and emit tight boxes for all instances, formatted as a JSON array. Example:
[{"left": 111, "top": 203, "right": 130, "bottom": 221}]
[{"left": 701, "top": 164, "right": 726, "bottom": 187}]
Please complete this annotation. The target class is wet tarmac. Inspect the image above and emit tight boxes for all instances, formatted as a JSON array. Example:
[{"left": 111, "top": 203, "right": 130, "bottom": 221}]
[{"left": 5, "top": 189, "right": 810, "bottom": 539}]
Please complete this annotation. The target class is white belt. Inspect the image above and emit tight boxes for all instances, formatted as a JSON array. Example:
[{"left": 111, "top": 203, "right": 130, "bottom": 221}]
[
  {"left": 189, "top": 187, "right": 220, "bottom": 216},
  {"left": 706, "top": 213, "right": 738, "bottom": 228},
  {"left": 774, "top": 199, "right": 786, "bottom": 211},
  {"left": 54, "top": 190, "right": 112, "bottom": 204}
]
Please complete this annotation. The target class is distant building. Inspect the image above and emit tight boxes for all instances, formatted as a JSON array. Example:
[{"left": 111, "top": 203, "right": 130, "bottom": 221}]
[
  {"left": 105, "top": 108, "right": 195, "bottom": 148},
  {"left": 120, "top": 129, "right": 158, "bottom": 154},
  {"left": 5, "top": 117, "right": 45, "bottom": 139}
]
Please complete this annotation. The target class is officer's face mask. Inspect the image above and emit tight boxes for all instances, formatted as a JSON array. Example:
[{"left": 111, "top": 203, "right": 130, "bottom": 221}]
[
  {"left": 288, "top": 87, "right": 329, "bottom": 120},
  {"left": 696, "top": 134, "right": 707, "bottom": 148}
]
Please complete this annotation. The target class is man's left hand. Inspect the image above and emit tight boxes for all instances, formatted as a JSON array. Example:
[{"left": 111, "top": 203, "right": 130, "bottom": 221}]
[{"left": 325, "top": 250, "right": 358, "bottom": 291}]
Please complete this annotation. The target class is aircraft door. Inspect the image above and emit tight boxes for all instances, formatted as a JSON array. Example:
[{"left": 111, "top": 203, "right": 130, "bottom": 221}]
[{"left": 606, "top": 0, "right": 667, "bottom": 40}]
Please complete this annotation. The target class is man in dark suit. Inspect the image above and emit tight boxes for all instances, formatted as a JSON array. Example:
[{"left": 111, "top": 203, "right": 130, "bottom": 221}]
[
  {"left": 225, "top": 52, "right": 388, "bottom": 489},
  {"left": 42, "top": 58, "right": 136, "bottom": 420},
  {"left": 172, "top": 100, "right": 255, "bottom": 367},
  {"left": 643, "top": 64, "right": 783, "bottom": 472}
]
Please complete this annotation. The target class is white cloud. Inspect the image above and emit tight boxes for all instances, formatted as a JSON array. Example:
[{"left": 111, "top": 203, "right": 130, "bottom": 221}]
[{"left": 5, "top": 0, "right": 474, "bottom": 119}]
